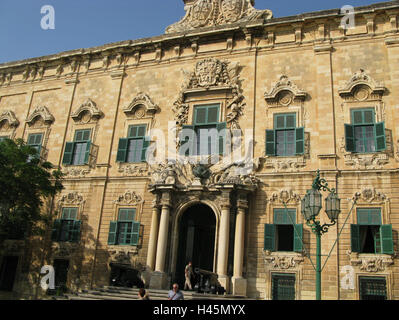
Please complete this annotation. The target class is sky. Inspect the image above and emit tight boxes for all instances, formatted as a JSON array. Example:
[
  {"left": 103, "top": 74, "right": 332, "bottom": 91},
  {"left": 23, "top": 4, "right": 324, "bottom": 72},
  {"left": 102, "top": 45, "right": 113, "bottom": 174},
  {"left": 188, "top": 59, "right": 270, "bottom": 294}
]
[{"left": 0, "top": 0, "right": 389, "bottom": 64}]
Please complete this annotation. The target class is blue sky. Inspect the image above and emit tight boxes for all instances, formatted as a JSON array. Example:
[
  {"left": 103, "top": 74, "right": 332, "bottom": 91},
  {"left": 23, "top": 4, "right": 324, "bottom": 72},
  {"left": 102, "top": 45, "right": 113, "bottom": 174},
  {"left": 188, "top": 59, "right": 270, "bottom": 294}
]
[{"left": 0, "top": 0, "right": 387, "bottom": 64}]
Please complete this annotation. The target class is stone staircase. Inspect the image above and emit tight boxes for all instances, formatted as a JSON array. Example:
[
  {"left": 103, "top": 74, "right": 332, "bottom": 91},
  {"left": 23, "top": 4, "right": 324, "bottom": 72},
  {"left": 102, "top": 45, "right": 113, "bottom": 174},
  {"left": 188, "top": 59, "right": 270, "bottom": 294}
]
[{"left": 57, "top": 286, "right": 249, "bottom": 300}]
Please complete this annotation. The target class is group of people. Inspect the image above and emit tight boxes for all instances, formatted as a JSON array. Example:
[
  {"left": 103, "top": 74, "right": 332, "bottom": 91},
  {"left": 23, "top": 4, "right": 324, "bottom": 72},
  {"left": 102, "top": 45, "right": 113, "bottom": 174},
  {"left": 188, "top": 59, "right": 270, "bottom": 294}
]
[{"left": 137, "top": 261, "right": 194, "bottom": 300}]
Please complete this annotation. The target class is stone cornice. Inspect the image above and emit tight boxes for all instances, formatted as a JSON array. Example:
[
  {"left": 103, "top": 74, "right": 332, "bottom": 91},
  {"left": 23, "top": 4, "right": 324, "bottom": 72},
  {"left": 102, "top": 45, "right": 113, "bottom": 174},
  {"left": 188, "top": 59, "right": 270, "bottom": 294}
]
[{"left": 0, "top": 1, "right": 398, "bottom": 75}]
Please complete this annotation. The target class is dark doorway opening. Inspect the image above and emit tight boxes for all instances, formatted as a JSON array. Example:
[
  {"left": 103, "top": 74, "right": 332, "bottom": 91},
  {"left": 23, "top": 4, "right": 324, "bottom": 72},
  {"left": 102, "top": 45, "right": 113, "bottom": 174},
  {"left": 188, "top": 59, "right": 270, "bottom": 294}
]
[
  {"left": 175, "top": 204, "right": 216, "bottom": 289},
  {"left": 0, "top": 256, "right": 19, "bottom": 291},
  {"left": 109, "top": 264, "right": 144, "bottom": 288}
]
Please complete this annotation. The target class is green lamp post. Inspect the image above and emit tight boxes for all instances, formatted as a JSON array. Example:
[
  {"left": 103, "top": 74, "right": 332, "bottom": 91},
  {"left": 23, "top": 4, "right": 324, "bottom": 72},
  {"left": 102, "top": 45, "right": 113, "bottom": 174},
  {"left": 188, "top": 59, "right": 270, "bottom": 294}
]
[{"left": 301, "top": 170, "right": 341, "bottom": 300}]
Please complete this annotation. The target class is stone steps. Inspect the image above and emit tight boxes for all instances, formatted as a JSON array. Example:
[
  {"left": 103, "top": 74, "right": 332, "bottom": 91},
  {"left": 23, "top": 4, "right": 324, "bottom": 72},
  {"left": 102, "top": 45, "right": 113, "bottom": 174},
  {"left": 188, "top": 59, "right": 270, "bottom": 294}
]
[{"left": 61, "top": 286, "right": 249, "bottom": 301}]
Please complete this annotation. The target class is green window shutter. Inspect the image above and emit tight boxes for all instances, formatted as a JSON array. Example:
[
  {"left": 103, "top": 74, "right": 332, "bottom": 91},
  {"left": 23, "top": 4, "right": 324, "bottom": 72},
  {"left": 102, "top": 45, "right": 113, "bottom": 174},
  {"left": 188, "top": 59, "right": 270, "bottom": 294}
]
[
  {"left": 264, "top": 224, "right": 276, "bottom": 251},
  {"left": 266, "top": 130, "right": 276, "bottom": 156},
  {"left": 84, "top": 141, "right": 91, "bottom": 164},
  {"left": 107, "top": 221, "right": 118, "bottom": 245},
  {"left": 345, "top": 124, "right": 355, "bottom": 152},
  {"left": 130, "top": 222, "right": 140, "bottom": 246},
  {"left": 71, "top": 221, "right": 81, "bottom": 243},
  {"left": 141, "top": 137, "right": 150, "bottom": 162},
  {"left": 217, "top": 122, "right": 227, "bottom": 156},
  {"left": 351, "top": 224, "right": 361, "bottom": 253},
  {"left": 116, "top": 138, "right": 129, "bottom": 162},
  {"left": 374, "top": 122, "right": 386, "bottom": 152},
  {"left": 62, "top": 142, "right": 75, "bottom": 165},
  {"left": 51, "top": 219, "right": 62, "bottom": 241},
  {"left": 36, "top": 145, "right": 42, "bottom": 158},
  {"left": 274, "top": 209, "right": 296, "bottom": 225},
  {"left": 293, "top": 224, "right": 303, "bottom": 253},
  {"left": 380, "top": 225, "right": 394, "bottom": 254},
  {"left": 295, "top": 127, "right": 305, "bottom": 155},
  {"left": 179, "top": 125, "right": 195, "bottom": 156}
]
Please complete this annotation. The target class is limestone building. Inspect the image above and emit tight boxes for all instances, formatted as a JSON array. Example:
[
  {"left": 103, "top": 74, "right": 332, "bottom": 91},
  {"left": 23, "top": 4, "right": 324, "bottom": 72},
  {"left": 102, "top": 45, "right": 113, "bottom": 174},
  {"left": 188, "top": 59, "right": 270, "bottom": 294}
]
[{"left": 1, "top": 0, "right": 399, "bottom": 300}]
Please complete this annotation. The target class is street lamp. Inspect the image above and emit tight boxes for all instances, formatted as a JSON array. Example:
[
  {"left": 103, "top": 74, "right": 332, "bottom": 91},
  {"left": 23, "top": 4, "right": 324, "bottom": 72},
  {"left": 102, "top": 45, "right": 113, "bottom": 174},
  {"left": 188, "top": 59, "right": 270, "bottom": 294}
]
[{"left": 301, "top": 170, "right": 341, "bottom": 300}]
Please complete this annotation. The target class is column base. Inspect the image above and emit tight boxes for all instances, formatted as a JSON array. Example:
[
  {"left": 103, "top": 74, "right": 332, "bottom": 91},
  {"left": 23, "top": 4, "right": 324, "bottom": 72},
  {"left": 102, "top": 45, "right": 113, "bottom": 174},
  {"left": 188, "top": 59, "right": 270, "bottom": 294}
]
[
  {"left": 217, "top": 275, "right": 230, "bottom": 294},
  {"left": 231, "top": 277, "right": 247, "bottom": 297},
  {"left": 149, "top": 271, "right": 169, "bottom": 290},
  {"left": 141, "top": 269, "right": 153, "bottom": 288}
]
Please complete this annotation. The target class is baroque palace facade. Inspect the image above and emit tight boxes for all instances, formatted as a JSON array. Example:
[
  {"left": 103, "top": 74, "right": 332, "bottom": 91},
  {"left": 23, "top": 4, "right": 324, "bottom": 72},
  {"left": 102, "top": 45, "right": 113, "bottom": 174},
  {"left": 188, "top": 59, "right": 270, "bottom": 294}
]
[{"left": 1, "top": 0, "right": 399, "bottom": 300}]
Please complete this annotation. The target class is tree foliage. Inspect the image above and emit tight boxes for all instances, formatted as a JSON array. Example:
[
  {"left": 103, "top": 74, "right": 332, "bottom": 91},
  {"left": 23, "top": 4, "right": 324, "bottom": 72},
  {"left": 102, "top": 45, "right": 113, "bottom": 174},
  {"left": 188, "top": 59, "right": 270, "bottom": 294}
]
[{"left": 0, "top": 138, "right": 64, "bottom": 242}]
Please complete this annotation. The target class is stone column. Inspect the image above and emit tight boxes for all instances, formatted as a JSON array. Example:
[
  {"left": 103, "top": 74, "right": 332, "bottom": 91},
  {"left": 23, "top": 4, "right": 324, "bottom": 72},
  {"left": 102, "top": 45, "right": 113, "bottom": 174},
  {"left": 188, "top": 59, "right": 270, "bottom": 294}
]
[
  {"left": 217, "top": 191, "right": 231, "bottom": 292},
  {"left": 232, "top": 197, "right": 248, "bottom": 297},
  {"left": 146, "top": 202, "right": 161, "bottom": 271},
  {"left": 150, "top": 192, "right": 171, "bottom": 289}
]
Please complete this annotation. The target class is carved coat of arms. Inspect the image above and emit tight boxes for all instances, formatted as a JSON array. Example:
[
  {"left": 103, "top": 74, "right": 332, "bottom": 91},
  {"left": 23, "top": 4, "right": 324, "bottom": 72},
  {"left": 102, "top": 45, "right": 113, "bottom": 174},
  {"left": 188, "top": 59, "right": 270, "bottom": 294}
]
[
  {"left": 220, "top": 0, "right": 244, "bottom": 23},
  {"left": 195, "top": 59, "right": 223, "bottom": 87}
]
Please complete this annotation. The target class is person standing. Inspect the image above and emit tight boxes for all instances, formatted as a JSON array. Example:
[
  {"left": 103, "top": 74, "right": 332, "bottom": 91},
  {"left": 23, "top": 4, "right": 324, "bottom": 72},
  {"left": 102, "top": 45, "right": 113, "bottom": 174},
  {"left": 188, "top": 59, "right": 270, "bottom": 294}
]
[
  {"left": 138, "top": 288, "right": 150, "bottom": 300},
  {"left": 168, "top": 283, "right": 184, "bottom": 300},
  {"left": 184, "top": 261, "right": 194, "bottom": 291}
]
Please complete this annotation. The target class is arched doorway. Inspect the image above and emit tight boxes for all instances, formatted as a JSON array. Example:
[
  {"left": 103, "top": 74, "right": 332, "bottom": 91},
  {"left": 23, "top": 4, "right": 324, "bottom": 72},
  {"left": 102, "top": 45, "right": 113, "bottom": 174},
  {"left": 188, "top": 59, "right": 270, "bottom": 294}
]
[{"left": 175, "top": 203, "right": 216, "bottom": 288}]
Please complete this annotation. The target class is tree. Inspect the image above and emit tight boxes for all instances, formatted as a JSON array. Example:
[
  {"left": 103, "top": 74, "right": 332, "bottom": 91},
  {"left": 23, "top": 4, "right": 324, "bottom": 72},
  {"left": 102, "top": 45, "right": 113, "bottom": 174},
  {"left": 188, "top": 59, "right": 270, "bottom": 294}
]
[{"left": 0, "top": 138, "right": 64, "bottom": 243}]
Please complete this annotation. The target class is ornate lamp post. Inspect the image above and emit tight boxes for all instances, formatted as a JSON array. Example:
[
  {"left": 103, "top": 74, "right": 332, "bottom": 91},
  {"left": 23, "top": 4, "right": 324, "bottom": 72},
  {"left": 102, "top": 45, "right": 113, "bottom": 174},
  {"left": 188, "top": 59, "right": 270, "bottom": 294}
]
[{"left": 301, "top": 170, "right": 341, "bottom": 300}]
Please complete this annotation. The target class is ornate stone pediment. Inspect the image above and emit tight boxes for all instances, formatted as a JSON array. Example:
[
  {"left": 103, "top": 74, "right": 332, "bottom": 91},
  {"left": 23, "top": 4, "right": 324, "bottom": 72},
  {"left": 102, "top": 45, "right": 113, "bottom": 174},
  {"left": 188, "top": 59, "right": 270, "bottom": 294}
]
[
  {"left": 264, "top": 75, "right": 307, "bottom": 106},
  {"left": 263, "top": 251, "right": 304, "bottom": 270},
  {"left": 114, "top": 191, "right": 143, "bottom": 206},
  {"left": 123, "top": 93, "right": 159, "bottom": 119},
  {"left": 348, "top": 252, "right": 394, "bottom": 273},
  {"left": 0, "top": 110, "right": 19, "bottom": 128},
  {"left": 26, "top": 106, "right": 55, "bottom": 126},
  {"left": 338, "top": 69, "right": 385, "bottom": 100},
  {"left": 350, "top": 187, "right": 387, "bottom": 204},
  {"left": 52, "top": 242, "right": 78, "bottom": 259},
  {"left": 109, "top": 247, "right": 139, "bottom": 265},
  {"left": 166, "top": 0, "right": 272, "bottom": 34},
  {"left": 71, "top": 99, "right": 103, "bottom": 123},
  {"left": 269, "top": 189, "right": 301, "bottom": 205}
]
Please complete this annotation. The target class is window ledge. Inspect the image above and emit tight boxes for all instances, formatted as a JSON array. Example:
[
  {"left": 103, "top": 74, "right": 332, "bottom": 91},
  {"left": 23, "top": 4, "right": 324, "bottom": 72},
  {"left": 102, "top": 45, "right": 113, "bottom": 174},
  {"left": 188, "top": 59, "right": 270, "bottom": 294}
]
[
  {"left": 347, "top": 251, "right": 394, "bottom": 273},
  {"left": 263, "top": 250, "right": 304, "bottom": 270}
]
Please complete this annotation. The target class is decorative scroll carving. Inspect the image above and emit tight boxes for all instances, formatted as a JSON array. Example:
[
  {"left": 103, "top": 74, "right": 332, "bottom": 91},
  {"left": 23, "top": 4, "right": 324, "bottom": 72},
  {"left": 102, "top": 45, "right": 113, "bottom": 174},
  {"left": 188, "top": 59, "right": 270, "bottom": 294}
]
[
  {"left": 71, "top": 99, "right": 103, "bottom": 123},
  {"left": 166, "top": 0, "right": 272, "bottom": 34},
  {"left": 117, "top": 164, "right": 150, "bottom": 176},
  {"left": 173, "top": 58, "right": 245, "bottom": 130},
  {"left": 348, "top": 252, "right": 394, "bottom": 273},
  {"left": 108, "top": 248, "right": 139, "bottom": 265},
  {"left": 52, "top": 242, "right": 78, "bottom": 259},
  {"left": 1, "top": 240, "right": 25, "bottom": 255},
  {"left": 265, "top": 75, "right": 307, "bottom": 106},
  {"left": 269, "top": 189, "right": 301, "bottom": 204},
  {"left": 63, "top": 167, "right": 91, "bottom": 177},
  {"left": 264, "top": 156, "right": 307, "bottom": 173},
  {"left": 123, "top": 93, "right": 159, "bottom": 119},
  {"left": 26, "top": 106, "right": 55, "bottom": 126},
  {"left": 0, "top": 110, "right": 19, "bottom": 128},
  {"left": 338, "top": 69, "right": 385, "bottom": 100},
  {"left": 114, "top": 191, "right": 143, "bottom": 205},
  {"left": 263, "top": 251, "right": 304, "bottom": 270}
]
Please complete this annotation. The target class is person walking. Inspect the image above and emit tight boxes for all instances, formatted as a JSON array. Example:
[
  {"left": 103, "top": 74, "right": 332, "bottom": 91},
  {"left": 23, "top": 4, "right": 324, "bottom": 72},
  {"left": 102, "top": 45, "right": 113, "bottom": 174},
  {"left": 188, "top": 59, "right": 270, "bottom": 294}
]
[
  {"left": 168, "top": 283, "right": 184, "bottom": 300},
  {"left": 184, "top": 261, "right": 194, "bottom": 291}
]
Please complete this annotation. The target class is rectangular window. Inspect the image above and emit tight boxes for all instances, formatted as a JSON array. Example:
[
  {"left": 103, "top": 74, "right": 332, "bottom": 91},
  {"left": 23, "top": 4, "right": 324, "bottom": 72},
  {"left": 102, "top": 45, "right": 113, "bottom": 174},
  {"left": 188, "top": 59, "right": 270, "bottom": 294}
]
[
  {"left": 108, "top": 208, "right": 140, "bottom": 246},
  {"left": 272, "top": 274, "right": 296, "bottom": 300},
  {"left": 52, "top": 208, "right": 81, "bottom": 243},
  {"left": 345, "top": 108, "right": 386, "bottom": 153},
  {"left": 264, "top": 209, "right": 303, "bottom": 253},
  {"left": 179, "top": 104, "right": 226, "bottom": 157},
  {"left": 116, "top": 125, "right": 149, "bottom": 163},
  {"left": 62, "top": 129, "right": 92, "bottom": 165},
  {"left": 266, "top": 113, "right": 304, "bottom": 157},
  {"left": 359, "top": 277, "right": 387, "bottom": 300},
  {"left": 351, "top": 208, "right": 393, "bottom": 254}
]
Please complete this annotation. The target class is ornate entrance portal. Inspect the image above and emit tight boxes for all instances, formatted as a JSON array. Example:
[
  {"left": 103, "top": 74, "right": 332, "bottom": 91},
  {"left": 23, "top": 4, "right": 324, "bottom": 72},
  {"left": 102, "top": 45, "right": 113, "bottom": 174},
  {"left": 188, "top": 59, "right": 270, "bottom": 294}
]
[{"left": 175, "top": 203, "right": 216, "bottom": 287}]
